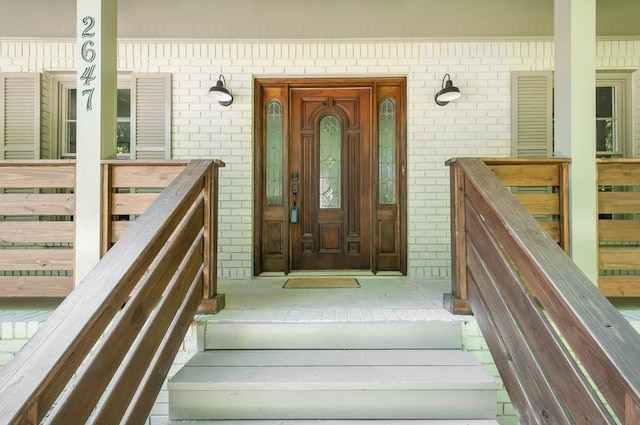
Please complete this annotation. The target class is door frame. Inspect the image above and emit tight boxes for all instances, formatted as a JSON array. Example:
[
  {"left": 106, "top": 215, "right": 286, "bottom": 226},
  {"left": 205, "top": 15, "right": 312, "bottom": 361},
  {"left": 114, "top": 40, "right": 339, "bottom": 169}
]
[{"left": 253, "top": 77, "right": 407, "bottom": 276}]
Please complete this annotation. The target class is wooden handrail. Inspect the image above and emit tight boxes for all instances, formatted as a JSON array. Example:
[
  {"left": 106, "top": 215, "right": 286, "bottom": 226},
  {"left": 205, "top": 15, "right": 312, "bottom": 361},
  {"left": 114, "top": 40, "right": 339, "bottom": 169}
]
[
  {"left": 101, "top": 160, "right": 189, "bottom": 255},
  {"left": 447, "top": 157, "right": 640, "bottom": 424},
  {"left": 0, "top": 159, "right": 224, "bottom": 424}
]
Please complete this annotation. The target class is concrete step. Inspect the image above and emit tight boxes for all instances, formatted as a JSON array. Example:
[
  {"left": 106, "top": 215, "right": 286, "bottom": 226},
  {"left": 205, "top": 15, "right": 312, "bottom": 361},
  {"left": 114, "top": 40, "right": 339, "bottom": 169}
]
[
  {"left": 168, "top": 349, "right": 497, "bottom": 421},
  {"left": 199, "top": 321, "right": 462, "bottom": 350}
]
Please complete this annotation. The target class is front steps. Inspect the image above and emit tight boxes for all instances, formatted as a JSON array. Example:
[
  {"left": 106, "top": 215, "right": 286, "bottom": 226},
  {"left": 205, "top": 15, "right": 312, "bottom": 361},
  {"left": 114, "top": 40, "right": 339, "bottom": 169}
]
[{"left": 168, "top": 319, "right": 498, "bottom": 422}]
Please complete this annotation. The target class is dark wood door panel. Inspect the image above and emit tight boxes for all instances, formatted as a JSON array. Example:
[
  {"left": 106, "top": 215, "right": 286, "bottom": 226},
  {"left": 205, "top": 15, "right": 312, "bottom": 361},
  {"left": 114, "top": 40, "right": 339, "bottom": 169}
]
[{"left": 290, "top": 87, "right": 371, "bottom": 270}]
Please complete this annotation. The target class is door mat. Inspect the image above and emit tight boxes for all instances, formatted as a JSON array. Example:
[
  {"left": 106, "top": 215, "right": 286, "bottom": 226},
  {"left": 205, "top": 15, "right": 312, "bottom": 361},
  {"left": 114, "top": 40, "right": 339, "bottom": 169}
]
[{"left": 283, "top": 278, "right": 360, "bottom": 289}]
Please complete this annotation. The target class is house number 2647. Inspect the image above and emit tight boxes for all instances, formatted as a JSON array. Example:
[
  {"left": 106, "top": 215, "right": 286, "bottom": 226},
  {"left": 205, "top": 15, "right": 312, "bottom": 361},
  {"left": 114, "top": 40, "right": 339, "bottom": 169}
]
[{"left": 80, "top": 16, "right": 96, "bottom": 111}]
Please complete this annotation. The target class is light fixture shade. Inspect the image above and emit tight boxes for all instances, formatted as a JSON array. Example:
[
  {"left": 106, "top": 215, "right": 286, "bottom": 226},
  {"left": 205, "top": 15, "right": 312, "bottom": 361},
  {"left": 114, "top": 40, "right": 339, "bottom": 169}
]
[
  {"left": 208, "top": 74, "right": 233, "bottom": 106},
  {"left": 435, "top": 74, "right": 461, "bottom": 106}
]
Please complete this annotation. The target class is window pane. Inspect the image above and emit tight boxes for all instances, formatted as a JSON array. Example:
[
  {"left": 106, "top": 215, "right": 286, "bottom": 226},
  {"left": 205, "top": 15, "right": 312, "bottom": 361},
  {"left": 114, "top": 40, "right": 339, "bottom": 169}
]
[
  {"left": 378, "top": 98, "right": 396, "bottom": 204},
  {"left": 117, "top": 89, "right": 131, "bottom": 118},
  {"left": 595, "top": 87, "right": 614, "bottom": 118},
  {"left": 265, "top": 100, "right": 283, "bottom": 206},
  {"left": 319, "top": 115, "right": 341, "bottom": 209},
  {"left": 596, "top": 119, "right": 615, "bottom": 152},
  {"left": 66, "top": 121, "right": 76, "bottom": 154},
  {"left": 68, "top": 89, "right": 77, "bottom": 120},
  {"left": 117, "top": 122, "right": 131, "bottom": 154}
]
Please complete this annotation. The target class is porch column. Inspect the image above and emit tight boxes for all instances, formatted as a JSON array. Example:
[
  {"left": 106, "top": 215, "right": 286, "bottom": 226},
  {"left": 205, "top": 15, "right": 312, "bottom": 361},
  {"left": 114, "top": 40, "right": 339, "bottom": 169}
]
[
  {"left": 554, "top": 0, "right": 598, "bottom": 283},
  {"left": 75, "top": 0, "right": 117, "bottom": 283}
]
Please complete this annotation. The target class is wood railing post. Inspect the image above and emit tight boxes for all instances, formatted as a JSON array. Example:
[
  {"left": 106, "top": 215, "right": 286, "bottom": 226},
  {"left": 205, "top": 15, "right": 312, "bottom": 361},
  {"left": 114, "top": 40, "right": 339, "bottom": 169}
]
[
  {"left": 101, "top": 163, "right": 112, "bottom": 257},
  {"left": 199, "top": 159, "right": 225, "bottom": 314},
  {"left": 444, "top": 159, "right": 471, "bottom": 314},
  {"left": 559, "top": 161, "right": 571, "bottom": 255}
]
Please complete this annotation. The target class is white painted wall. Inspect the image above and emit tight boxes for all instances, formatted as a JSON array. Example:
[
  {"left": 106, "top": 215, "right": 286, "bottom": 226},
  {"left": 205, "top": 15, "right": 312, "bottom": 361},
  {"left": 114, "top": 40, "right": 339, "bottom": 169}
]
[{"left": 1, "top": 38, "right": 639, "bottom": 279}]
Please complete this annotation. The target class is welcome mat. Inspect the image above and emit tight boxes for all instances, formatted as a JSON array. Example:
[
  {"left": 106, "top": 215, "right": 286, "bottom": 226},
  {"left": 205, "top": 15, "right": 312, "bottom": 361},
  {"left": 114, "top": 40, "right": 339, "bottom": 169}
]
[{"left": 283, "top": 278, "right": 360, "bottom": 289}]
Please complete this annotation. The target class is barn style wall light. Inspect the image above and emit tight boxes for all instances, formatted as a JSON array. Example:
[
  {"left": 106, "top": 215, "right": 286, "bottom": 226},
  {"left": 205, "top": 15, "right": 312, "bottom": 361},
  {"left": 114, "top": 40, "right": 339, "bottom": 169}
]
[
  {"left": 434, "top": 74, "right": 461, "bottom": 106},
  {"left": 208, "top": 74, "right": 233, "bottom": 106}
]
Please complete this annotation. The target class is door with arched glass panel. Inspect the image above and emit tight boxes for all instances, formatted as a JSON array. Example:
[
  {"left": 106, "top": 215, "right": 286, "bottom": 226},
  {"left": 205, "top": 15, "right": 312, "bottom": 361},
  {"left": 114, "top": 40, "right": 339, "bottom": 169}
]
[
  {"left": 289, "top": 87, "right": 372, "bottom": 270},
  {"left": 254, "top": 78, "right": 406, "bottom": 275}
]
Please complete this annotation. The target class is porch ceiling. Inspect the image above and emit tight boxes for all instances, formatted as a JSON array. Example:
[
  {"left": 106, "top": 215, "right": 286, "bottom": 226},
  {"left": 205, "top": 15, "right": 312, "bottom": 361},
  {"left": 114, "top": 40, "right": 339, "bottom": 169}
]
[{"left": 1, "top": 0, "right": 639, "bottom": 40}]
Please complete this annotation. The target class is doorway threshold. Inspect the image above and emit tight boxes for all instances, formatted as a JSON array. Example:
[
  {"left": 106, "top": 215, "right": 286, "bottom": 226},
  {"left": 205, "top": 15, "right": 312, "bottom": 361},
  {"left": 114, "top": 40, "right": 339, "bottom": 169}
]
[{"left": 259, "top": 270, "right": 403, "bottom": 277}]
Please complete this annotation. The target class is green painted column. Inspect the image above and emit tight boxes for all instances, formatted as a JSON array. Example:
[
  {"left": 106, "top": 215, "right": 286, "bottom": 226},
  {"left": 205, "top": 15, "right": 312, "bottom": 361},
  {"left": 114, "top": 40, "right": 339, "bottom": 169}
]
[
  {"left": 75, "top": 0, "right": 117, "bottom": 283},
  {"left": 554, "top": 0, "right": 598, "bottom": 283}
]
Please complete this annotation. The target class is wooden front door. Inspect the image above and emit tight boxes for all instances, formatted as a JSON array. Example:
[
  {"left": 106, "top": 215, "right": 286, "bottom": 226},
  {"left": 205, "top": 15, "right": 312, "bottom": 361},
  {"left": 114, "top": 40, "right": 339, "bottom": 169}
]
[
  {"left": 254, "top": 77, "right": 406, "bottom": 276},
  {"left": 289, "top": 87, "right": 371, "bottom": 270}
]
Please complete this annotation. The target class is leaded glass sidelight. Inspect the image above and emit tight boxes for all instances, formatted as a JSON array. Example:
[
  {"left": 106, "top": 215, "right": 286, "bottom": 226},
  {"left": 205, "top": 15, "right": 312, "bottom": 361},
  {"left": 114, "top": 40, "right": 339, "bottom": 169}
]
[
  {"left": 378, "top": 98, "right": 396, "bottom": 204},
  {"left": 265, "top": 100, "right": 283, "bottom": 205},
  {"left": 319, "top": 114, "right": 342, "bottom": 209}
]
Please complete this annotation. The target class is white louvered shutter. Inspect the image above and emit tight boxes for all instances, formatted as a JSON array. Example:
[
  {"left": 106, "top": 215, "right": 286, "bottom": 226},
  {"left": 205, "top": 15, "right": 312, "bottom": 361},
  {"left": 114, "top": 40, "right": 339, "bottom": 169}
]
[
  {"left": 40, "top": 72, "right": 53, "bottom": 159},
  {"left": 511, "top": 71, "right": 553, "bottom": 158},
  {"left": 0, "top": 73, "right": 41, "bottom": 159},
  {"left": 131, "top": 73, "right": 171, "bottom": 159}
]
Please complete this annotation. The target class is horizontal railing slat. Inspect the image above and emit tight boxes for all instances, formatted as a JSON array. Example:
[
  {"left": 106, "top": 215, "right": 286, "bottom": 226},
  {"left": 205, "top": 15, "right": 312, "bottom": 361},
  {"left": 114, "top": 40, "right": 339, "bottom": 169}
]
[
  {"left": 0, "top": 249, "right": 74, "bottom": 271},
  {"left": 599, "top": 247, "right": 640, "bottom": 270},
  {"left": 0, "top": 163, "right": 75, "bottom": 188},
  {"left": 111, "top": 221, "right": 133, "bottom": 243},
  {"left": 598, "top": 162, "right": 640, "bottom": 186},
  {"left": 0, "top": 276, "right": 74, "bottom": 297},
  {"left": 0, "top": 193, "right": 74, "bottom": 216},
  {"left": 599, "top": 276, "right": 640, "bottom": 297},
  {"left": 0, "top": 221, "right": 74, "bottom": 243},
  {"left": 486, "top": 163, "right": 560, "bottom": 186},
  {"left": 538, "top": 221, "right": 560, "bottom": 242},
  {"left": 599, "top": 220, "right": 640, "bottom": 242},
  {"left": 110, "top": 163, "right": 188, "bottom": 188},
  {"left": 513, "top": 193, "right": 559, "bottom": 215},
  {"left": 598, "top": 192, "right": 640, "bottom": 214},
  {"left": 111, "top": 193, "right": 158, "bottom": 215}
]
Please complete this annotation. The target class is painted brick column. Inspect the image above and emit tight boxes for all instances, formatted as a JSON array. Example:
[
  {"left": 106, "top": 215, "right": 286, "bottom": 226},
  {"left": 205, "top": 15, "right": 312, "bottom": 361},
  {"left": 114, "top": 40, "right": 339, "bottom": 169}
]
[
  {"left": 75, "top": 0, "right": 117, "bottom": 282},
  {"left": 554, "top": 0, "right": 598, "bottom": 283}
]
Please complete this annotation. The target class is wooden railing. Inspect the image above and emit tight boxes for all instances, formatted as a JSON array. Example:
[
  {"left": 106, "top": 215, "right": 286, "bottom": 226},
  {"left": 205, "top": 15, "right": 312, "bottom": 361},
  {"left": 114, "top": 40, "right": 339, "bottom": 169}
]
[
  {"left": 0, "top": 160, "right": 225, "bottom": 424},
  {"left": 0, "top": 160, "right": 76, "bottom": 297},
  {"left": 446, "top": 157, "right": 640, "bottom": 424},
  {"left": 483, "top": 158, "right": 570, "bottom": 254},
  {"left": 101, "top": 160, "right": 188, "bottom": 254},
  {"left": 597, "top": 158, "right": 640, "bottom": 297}
]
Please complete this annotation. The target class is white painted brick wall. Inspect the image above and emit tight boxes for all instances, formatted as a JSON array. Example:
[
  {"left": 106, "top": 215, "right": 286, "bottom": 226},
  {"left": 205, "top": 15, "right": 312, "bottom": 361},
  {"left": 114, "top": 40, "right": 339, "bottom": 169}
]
[{"left": 0, "top": 38, "right": 639, "bottom": 279}]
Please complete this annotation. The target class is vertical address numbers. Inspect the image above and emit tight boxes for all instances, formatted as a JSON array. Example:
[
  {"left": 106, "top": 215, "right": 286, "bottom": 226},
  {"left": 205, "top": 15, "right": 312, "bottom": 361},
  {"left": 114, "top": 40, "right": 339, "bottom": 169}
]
[{"left": 80, "top": 16, "right": 96, "bottom": 111}]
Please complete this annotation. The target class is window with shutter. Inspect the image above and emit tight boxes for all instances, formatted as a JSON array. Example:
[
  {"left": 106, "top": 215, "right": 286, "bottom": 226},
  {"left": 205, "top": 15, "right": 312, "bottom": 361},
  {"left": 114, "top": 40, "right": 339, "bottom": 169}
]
[
  {"left": 50, "top": 73, "right": 171, "bottom": 160},
  {"left": 131, "top": 73, "right": 171, "bottom": 159},
  {"left": 512, "top": 71, "right": 633, "bottom": 159},
  {"left": 510, "top": 71, "right": 554, "bottom": 158},
  {"left": 0, "top": 73, "right": 41, "bottom": 159}
]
